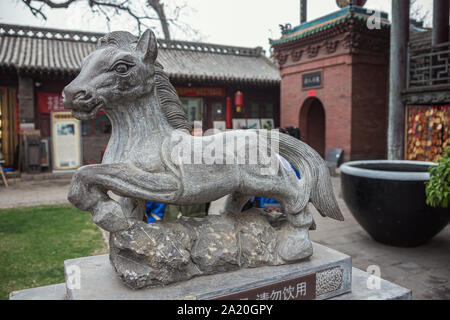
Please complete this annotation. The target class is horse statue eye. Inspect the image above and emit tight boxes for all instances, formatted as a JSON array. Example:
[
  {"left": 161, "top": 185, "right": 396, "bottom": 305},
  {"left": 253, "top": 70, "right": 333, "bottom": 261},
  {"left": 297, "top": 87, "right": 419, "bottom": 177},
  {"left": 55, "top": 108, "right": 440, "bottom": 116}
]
[{"left": 114, "top": 63, "right": 129, "bottom": 73}]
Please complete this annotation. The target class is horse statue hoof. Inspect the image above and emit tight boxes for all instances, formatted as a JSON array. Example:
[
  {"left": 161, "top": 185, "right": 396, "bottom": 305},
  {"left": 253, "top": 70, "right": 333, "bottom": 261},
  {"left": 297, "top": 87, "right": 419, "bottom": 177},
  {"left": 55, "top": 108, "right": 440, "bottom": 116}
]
[
  {"left": 92, "top": 200, "right": 130, "bottom": 233},
  {"left": 277, "top": 227, "right": 313, "bottom": 262}
]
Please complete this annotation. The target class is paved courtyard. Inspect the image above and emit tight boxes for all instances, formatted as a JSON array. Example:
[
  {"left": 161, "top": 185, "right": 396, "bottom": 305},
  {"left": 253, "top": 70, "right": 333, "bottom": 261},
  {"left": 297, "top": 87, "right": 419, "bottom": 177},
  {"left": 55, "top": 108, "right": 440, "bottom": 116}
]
[
  {"left": 0, "top": 176, "right": 448, "bottom": 299},
  {"left": 0, "top": 179, "right": 70, "bottom": 208},
  {"left": 308, "top": 178, "right": 449, "bottom": 300}
]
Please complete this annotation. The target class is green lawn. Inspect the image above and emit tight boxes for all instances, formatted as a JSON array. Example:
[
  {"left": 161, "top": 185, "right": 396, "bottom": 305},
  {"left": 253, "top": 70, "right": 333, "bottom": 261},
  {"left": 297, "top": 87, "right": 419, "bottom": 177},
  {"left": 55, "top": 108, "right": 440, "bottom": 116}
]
[{"left": 0, "top": 205, "right": 107, "bottom": 300}]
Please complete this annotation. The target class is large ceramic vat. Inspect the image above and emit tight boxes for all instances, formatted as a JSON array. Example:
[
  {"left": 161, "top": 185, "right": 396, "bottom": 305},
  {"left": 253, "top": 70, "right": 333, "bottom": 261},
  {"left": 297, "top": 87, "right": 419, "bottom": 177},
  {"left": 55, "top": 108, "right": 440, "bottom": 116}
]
[{"left": 340, "top": 160, "right": 449, "bottom": 247}]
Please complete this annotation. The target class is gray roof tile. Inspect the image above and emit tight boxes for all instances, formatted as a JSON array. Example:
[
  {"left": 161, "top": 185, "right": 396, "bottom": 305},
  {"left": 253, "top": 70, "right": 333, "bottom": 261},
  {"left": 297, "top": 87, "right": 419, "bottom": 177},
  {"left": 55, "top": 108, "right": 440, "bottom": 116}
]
[{"left": 0, "top": 24, "right": 280, "bottom": 85}]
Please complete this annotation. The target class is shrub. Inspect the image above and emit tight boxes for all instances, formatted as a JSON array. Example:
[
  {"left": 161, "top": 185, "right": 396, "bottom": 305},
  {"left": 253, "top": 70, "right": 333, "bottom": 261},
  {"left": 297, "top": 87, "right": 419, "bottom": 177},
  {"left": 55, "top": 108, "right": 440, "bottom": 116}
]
[{"left": 426, "top": 147, "right": 450, "bottom": 208}]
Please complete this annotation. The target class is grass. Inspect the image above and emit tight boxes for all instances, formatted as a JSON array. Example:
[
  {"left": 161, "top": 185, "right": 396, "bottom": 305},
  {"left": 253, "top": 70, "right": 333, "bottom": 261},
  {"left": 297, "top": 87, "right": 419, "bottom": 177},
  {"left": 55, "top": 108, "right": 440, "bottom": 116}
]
[{"left": 0, "top": 205, "right": 107, "bottom": 300}]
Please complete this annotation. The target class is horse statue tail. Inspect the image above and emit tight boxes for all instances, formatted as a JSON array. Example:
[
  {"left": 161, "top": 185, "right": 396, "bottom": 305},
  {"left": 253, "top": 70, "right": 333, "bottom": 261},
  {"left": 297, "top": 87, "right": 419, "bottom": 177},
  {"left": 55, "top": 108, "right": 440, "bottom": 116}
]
[{"left": 268, "top": 131, "right": 344, "bottom": 221}]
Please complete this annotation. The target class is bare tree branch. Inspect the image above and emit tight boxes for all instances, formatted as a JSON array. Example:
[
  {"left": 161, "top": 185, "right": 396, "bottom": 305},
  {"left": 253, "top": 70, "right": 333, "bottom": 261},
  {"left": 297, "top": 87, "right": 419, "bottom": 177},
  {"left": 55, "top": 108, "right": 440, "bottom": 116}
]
[
  {"left": 147, "top": 0, "right": 170, "bottom": 40},
  {"left": 410, "top": 0, "right": 431, "bottom": 27},
  {"left": 19, "top": 0, "right": 200, "bottom": 40}
]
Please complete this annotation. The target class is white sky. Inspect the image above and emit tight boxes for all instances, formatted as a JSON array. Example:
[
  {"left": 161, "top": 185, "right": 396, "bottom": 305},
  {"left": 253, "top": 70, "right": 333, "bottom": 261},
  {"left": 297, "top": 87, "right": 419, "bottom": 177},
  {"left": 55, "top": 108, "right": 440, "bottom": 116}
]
[{"left": 0, "top": 0, "right": 433, "bottom": 54}]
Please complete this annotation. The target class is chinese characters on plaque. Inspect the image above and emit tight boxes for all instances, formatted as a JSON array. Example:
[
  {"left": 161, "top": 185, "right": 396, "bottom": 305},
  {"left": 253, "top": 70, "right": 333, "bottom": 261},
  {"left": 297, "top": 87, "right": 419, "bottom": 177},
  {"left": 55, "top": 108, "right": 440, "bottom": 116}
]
[
  {"left": 302, "top": 71, "right": 322, "bottom": 89},
  {"left": 212, "top": 273, "right": 316, "bottom": 300}
]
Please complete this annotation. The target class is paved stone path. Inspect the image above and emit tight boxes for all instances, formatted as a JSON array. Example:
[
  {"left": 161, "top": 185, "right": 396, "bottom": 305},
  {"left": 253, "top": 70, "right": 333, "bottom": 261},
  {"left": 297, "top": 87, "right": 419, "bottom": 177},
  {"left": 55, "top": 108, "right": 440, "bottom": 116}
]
[
  {"left": 0, "top": 176, "right": 448, "bottom": 299},
  {"left": 308, "top": 177, "right": 449, "bottom": 300},
  {"left": 0, "top": 179, "right": 71, "bottom": 209}
]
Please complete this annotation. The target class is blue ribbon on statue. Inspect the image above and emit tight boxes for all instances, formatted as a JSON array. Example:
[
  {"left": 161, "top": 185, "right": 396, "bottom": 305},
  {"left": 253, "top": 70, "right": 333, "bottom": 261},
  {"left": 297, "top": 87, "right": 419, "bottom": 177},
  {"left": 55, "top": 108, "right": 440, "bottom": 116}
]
[{"left": 145, "top": 201, "right": 166, "bottom": 223}]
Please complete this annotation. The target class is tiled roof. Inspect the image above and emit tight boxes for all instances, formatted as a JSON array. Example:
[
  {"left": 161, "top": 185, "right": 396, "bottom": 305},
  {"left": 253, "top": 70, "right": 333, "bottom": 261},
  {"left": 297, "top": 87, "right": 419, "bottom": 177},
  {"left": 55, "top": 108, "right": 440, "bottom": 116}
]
[
  {"left": 0, "top": 24, "right": 280, "bottom": 85},
  {"left": 270, "top": 6, "right": 390, "bottom": 46}
]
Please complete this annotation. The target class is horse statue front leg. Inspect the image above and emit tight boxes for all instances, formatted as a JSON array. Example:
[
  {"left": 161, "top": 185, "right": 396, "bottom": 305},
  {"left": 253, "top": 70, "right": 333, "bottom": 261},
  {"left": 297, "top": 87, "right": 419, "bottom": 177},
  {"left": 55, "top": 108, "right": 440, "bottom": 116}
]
[{"left": 68, "top": 163, "right": 180, "bottom": 232}]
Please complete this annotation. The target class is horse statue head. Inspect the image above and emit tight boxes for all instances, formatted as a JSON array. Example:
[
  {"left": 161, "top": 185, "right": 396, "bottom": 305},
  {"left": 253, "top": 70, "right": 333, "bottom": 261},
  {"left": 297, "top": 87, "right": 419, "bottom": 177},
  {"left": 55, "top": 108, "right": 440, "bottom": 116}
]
[
  {"left": 62, "top": 29, "right": 191, "bottom": 132},
  {"left": 63, "top": 30, "right": 158, "bottom": 120}
]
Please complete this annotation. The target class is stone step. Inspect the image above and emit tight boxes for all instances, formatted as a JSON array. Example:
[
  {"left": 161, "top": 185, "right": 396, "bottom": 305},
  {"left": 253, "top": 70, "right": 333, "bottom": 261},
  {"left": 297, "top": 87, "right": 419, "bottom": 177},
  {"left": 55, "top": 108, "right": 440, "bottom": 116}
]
[
  {"left": 332, "top": 268, "right": 411, "bottom": 300},
  {"left": 9, "top": 266, "right": 411, "bottom": 300},
  {"left": 9, "top": 283, "right": 67, "bottom": 300}
]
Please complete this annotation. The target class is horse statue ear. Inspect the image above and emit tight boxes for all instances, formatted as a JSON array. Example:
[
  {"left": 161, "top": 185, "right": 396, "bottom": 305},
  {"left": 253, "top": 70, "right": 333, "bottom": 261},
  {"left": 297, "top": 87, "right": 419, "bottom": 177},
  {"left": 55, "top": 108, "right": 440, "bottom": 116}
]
[{"left": 135, "top": 29, "right": 158, "bottom": 64}]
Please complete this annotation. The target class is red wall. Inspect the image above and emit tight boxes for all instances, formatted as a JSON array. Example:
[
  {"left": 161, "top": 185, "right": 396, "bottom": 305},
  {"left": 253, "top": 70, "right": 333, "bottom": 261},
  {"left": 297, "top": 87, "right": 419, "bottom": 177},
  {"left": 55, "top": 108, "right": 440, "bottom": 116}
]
[
  {"left": 280, "top": 55, "right": 353, "bottom": 160},
  {"left": 276, "top": 31, "right": 389, "bottom": 161}
]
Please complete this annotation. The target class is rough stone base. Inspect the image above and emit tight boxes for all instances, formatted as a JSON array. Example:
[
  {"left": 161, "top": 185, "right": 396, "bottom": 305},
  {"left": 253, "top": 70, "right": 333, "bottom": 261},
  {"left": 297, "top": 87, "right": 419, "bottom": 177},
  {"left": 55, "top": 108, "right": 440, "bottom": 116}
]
[{"left": 109, "top": 210, "right": 314, "bottom": 289}]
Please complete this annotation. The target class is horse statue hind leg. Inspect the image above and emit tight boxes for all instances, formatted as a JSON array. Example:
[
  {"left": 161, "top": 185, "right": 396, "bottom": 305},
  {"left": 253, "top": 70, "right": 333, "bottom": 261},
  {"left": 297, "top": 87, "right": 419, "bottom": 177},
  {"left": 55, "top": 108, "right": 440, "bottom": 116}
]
[{"left": 219, "top": 130, "right": 343, "bottom": 262}]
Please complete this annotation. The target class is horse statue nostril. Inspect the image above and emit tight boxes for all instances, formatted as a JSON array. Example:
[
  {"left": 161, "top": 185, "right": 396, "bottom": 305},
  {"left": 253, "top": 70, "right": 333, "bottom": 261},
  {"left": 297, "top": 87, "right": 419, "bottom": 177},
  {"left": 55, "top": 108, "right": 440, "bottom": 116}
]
[{"left": 74, "top": 91, "right": 89, "bottom": 101}]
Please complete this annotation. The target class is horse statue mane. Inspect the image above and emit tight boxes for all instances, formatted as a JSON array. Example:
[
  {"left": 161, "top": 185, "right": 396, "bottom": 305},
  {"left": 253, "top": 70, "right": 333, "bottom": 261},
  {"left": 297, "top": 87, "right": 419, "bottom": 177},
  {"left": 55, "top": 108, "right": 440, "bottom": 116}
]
[{"left": 97, "top": 30, "right": 192, "bottom": 133}]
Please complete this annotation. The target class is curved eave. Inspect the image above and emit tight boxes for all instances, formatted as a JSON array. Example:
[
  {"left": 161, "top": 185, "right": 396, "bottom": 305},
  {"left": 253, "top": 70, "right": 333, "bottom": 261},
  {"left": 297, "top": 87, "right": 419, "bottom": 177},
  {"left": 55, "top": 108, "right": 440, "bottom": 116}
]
[
  {"left": 270, "top": 15, "right": 390, "bottom": 47},
  {"left": 166, "top": 73, "right": 280, "bottom": 86},
  {"left": 1, "top": 65, "right": 280, "bottom": 87},
  {"left": 270, "top": 17, "right": 350, "bottom": 46}
]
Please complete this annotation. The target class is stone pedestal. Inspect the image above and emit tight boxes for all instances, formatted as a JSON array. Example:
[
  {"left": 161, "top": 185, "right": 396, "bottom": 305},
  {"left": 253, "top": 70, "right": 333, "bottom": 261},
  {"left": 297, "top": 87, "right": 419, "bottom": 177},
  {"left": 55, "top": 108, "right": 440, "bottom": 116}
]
[
  {"left": 64, "top": 242, "right": 351, "bottom": 300},
  {"left": 9, "top": 243, "right": 411, "bottom": 300}
]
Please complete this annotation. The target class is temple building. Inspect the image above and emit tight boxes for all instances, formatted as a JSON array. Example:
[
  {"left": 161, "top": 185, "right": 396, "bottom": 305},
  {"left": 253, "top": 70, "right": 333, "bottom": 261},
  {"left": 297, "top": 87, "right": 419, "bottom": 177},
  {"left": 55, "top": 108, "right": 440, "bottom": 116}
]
[
  {"left": 271, "top": 3, "right": 448, "bottom": 162},
  {"left": 271, "top": 6, "right": 392, "bottom": 160},
  {"left": 0, "top": 24, "right": 280, "bottom": 171}
]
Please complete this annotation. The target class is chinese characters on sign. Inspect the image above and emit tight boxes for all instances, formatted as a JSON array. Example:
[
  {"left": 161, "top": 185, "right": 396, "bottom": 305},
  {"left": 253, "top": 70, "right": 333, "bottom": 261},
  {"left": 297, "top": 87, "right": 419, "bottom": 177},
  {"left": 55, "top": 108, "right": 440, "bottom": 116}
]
[
  {"left": 211, "top": 273, "right": 316, "bottom": 300},
  {"left": 256, "top": 281, "right": 308, "bottom": 300},
  {"left": 38, "top": 92, "right": 66, "bottom": 114},
  {"left": 302, "top": 71, "right": 322, "bottom": 89},
  {"left": 175, "top": 87, "right": 226, "bottom": 97}
]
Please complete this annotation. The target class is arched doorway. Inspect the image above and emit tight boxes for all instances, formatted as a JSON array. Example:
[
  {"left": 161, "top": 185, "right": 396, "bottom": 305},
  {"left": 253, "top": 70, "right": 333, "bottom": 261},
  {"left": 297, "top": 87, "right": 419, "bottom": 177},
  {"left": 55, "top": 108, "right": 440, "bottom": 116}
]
[{"left": 299, "top": 97, "right": 326, "bottom": 158}]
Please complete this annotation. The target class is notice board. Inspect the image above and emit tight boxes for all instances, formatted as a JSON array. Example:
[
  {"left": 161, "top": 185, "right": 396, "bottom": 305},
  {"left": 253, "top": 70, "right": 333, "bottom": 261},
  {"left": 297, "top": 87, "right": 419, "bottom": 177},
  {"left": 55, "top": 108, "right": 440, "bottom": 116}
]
[{"left": 51, "top": 111, "right": 82, "bottom": 171}]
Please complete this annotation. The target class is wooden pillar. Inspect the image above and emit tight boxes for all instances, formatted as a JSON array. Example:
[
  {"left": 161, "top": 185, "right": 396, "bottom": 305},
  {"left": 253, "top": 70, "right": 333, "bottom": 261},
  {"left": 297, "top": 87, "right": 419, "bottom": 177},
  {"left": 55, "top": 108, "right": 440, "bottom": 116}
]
[
  {"left": 432, "top": 0, "right": 450, "bottom": 46},
  {"left": 387, "top": 0, "right": 410, "bottom": 160}
]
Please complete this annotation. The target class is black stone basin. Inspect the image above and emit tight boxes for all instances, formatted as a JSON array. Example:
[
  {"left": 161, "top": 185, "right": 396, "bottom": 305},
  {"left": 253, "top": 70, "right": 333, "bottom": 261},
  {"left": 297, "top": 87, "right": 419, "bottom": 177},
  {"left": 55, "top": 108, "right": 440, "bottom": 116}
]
[{"left": 340, "top": 160, "right": 449, "bottom": 247}]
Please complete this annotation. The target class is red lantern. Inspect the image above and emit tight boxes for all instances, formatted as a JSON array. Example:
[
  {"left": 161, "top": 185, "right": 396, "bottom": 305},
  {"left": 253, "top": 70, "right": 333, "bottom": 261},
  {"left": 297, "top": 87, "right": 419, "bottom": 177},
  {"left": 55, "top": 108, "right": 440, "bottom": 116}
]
[
  {"left": 234, "top": 91, "right": 243, "bottom": 107},
  {"left": 234, "top": 91, "right": 243, "bottom": 113}
]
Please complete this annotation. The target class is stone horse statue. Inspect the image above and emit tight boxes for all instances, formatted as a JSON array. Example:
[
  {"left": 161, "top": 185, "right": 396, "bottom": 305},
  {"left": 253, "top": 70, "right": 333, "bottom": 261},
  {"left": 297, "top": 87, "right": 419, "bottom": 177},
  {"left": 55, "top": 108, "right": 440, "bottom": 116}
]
[{"left": 63, "top": 29, "right": 343, "bottom": 289}]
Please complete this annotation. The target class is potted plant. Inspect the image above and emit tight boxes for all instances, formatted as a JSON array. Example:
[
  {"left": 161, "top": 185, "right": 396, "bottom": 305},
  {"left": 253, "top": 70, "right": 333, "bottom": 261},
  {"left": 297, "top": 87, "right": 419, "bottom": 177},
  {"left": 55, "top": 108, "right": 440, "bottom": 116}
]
[
  {"left": 425, "top": 147, "right": 450, "bottom": 209},
  {"left": 340, "top": 153, "right": 449, "bottom": 247}
]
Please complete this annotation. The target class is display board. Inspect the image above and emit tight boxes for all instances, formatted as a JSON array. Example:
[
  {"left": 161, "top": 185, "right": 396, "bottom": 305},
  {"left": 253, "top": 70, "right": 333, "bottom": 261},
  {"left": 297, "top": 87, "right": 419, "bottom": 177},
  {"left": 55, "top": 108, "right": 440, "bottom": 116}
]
[
  {"left": 51, "top": 111, "right": 82, "bottom": 171},
  {"left": 405, "top": 105, "right": 449, "bottom": 162}
]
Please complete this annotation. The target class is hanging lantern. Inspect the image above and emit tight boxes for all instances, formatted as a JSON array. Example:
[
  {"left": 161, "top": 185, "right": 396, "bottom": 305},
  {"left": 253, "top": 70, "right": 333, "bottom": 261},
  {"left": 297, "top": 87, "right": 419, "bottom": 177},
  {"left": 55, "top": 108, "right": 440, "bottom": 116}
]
[{"left": 234, "top": 91, "right": 243, "bottom": 113}]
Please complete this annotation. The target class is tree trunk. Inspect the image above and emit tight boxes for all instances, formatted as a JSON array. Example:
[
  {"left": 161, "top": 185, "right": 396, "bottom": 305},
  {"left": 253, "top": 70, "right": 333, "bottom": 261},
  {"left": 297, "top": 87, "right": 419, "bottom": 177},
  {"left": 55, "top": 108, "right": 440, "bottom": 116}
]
[{"left": 148, "top": 0, "right": 171, "bottom": 40}]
